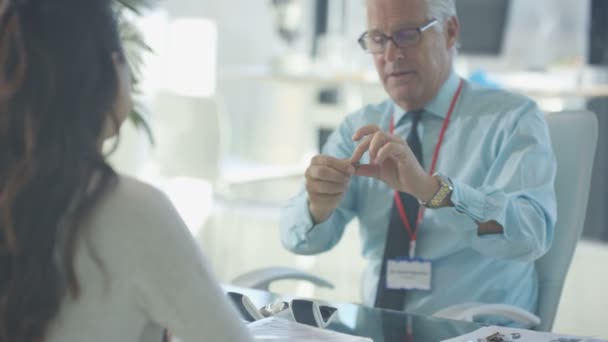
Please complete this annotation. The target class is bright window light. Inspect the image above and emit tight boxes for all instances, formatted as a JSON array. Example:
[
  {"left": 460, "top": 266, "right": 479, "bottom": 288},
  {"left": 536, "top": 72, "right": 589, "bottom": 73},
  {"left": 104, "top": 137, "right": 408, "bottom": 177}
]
[{"left": 166, "top": 17, "right": 217, "bottom": 97}]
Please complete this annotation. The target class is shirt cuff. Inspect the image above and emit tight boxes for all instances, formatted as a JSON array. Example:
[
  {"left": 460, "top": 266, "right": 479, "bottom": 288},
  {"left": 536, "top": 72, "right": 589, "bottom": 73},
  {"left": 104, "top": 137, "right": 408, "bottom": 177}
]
[
  {"left": 450, "top": 178, "right": 507, "bottom": 228},
  {"left": 292, "top": 193, "right": 316, "bottom": 241}
]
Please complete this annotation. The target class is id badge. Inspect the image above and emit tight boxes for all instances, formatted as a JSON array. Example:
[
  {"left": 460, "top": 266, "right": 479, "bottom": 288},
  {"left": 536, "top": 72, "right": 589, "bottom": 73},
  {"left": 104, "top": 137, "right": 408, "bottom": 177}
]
[{"left": 386, "top": 258, "right": 432, "bottom": 291}]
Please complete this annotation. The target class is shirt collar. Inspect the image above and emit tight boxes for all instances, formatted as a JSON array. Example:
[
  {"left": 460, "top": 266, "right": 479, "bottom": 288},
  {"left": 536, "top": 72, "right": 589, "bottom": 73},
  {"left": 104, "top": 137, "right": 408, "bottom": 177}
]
[{"left": 392, "top": 71, "right": 461, "bottom": 124}]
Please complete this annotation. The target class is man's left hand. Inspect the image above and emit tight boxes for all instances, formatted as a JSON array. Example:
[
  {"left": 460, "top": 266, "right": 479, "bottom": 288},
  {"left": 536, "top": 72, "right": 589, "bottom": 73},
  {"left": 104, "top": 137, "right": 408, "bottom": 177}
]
[{"left": 350, "top": 124, "right": 438, "bottom": 202}]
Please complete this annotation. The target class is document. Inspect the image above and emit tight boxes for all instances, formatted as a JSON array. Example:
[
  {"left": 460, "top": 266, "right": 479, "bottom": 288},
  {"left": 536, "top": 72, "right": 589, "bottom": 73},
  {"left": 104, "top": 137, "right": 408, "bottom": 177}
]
[
  {"left": 248, "top": 317, "right": 372, "bottom": 342},
  {"left": 440, "top": 326, "right": 606, "bottom": 342}
]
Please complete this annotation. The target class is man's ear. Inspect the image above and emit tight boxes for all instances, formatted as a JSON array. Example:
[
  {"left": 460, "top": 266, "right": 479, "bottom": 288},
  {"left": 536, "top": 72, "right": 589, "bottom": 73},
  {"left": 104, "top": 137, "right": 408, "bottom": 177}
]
[{"left": 445, "top": 16, "right": 460, "bottom": 51}]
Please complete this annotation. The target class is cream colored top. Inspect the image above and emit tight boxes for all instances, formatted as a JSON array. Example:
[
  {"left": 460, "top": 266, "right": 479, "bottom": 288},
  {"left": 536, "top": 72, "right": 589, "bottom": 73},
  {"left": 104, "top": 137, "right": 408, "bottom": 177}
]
[{"left": 46, "top": 176, "right": 252, "bottom": 342}]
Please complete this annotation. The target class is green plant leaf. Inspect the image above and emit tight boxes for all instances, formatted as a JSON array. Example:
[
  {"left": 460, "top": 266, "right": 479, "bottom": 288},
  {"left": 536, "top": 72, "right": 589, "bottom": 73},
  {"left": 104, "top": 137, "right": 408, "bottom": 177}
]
[
  {"left": 114, "top": 0, "right": 157, "bottom": 15},
  {"left": 114, "top": 0, "right": 157, "bottom": 145}
]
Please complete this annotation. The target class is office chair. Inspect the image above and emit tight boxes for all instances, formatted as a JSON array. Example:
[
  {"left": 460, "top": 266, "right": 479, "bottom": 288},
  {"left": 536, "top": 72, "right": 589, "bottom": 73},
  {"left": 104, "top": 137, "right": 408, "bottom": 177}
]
[
  {"left": 233, "top": 110, "right": 599, "bottom": 331},
  {"left": 232, "top": 266, "right": 335, "bottom": 291},
  {"left": 535, "top": 110, "right": 598, "bottom": 330},
  {"left": 433, "top": 110, "right": 599, "bottom": 330}
]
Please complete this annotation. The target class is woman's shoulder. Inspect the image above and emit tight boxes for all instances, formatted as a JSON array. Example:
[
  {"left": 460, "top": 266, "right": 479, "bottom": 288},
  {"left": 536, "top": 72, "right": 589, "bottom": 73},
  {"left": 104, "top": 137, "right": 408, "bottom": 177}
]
[
  {"left": 103, "top": 175, "right": 175, "bottom": 213},
  {"left": 112, "top": 175, "right": 169, "bottom": 203},
  {"left": 88, "top": 175, "right": 185, "bottom": 239}
]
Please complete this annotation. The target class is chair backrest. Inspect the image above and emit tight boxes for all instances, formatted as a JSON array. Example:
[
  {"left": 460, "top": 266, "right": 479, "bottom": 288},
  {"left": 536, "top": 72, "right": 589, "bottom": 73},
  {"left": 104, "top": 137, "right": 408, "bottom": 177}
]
[{"left": 535, "top": 110, "right": 598, "bottom": 331}]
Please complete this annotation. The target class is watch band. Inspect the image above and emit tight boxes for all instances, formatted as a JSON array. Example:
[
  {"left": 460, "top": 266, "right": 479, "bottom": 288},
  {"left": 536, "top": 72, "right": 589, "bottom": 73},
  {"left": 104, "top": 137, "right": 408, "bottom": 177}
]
[{"left": 420, "top": 173, "right": 453, "bottom": 209}]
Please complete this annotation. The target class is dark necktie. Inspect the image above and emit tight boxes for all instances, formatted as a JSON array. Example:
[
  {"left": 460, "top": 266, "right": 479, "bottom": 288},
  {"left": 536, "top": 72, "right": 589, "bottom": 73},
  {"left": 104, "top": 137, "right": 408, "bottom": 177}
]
[{"left": 374, "top": 110, "right": 424, "bottom": 310}]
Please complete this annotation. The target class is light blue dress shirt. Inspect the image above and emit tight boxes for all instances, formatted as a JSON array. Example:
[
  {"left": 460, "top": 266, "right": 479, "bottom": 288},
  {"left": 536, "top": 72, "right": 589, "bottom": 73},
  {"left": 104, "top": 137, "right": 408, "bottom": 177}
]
[{"left": 280, "top": 71, "right": 557, "bottom": 320}]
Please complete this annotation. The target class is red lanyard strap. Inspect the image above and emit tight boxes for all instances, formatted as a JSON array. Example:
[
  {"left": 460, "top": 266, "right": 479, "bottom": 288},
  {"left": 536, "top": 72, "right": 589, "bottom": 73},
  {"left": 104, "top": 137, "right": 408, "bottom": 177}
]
[{"left": 390, "top": 79, "right": 464, "bottom": 244}]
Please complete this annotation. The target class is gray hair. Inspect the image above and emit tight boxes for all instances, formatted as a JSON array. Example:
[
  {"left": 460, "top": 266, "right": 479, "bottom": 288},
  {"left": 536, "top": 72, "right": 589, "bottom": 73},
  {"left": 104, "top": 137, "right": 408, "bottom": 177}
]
[
  {"left": 425, "top": 0, "right": 457, "bottom": 29},
  {"left": 424, "top": 0, "right": 459, "bottom": 55}
]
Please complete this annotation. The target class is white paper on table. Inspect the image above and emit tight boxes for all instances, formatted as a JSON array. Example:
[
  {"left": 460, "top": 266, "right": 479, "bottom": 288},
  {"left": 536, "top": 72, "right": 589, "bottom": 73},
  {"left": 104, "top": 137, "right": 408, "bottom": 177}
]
[
  {"left": 440, "top": 326, "right": 607, "bottom": 342},
  {"left": 248, "top": 317, "right": 372, "bottom": 342}
]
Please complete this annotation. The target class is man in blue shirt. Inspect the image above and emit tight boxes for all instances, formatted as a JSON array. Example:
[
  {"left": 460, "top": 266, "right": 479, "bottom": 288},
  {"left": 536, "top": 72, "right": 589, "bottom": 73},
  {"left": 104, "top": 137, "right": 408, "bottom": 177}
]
[{"left": 280, "top": 0, "right": 556, "bottom": 320}]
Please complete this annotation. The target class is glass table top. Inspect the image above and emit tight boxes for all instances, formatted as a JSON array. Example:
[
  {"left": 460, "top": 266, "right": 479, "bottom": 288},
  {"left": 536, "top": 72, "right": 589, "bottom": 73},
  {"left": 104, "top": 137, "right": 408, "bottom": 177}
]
[{"left": 225, "top": 285, "right": 484, "bottom": 342}]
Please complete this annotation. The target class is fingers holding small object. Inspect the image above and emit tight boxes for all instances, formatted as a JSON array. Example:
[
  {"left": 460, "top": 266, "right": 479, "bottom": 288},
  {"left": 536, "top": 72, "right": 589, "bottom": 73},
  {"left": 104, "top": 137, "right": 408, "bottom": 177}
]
[
  {"left": 310, "top": 155, "right": 355, "bottom": 175},
  {"left": 351, "top": 124, "right": 382, "bottom": 142},
  {"left": 351, "top": 134, "right": 404, "bottom": 165}
]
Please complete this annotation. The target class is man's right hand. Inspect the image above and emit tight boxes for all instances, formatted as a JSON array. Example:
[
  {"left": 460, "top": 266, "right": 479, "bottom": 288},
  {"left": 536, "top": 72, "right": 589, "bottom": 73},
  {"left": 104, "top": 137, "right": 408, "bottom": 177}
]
[{"left": 305, "top": 155, "right": 355, "bottom": 224}]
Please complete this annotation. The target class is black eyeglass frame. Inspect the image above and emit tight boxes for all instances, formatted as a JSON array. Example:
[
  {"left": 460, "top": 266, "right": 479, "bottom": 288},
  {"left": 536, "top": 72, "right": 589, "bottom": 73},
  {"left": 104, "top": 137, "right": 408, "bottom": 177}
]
[{"left": 358, "top": 18, "right": 439, "bottom": 53}]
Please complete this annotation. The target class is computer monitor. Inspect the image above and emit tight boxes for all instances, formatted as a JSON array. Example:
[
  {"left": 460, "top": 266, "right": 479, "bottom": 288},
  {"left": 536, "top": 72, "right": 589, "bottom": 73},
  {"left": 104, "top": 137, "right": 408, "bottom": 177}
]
[
  {"left": 588, "top": 0, "right": 608, "bottom": 66},
  {"left": 455, "top": 0, "right": 510, "bottom": 56}
]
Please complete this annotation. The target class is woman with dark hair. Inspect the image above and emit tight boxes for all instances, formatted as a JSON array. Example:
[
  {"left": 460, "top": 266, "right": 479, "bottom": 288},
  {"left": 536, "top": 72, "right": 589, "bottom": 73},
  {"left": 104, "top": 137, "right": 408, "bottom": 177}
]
[{"left": 0, "top": 0, "right": 253, "bottom": 341}]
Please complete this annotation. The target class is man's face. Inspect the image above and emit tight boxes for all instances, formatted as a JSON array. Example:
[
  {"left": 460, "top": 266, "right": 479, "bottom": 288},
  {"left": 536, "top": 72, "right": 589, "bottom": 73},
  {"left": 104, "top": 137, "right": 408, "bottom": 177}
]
[{"left": 366, "top": 0, "right": 458, "bottom": 110}]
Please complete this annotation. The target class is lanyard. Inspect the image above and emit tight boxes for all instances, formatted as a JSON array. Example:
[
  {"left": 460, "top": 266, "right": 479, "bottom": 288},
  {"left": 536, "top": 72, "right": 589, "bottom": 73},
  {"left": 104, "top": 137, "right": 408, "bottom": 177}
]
[
  {"left": 389, "top": 79, "right": 464, "bottom": 258},
  {"left": 405, "top": 315, "right": 414, "bottom": 342}
]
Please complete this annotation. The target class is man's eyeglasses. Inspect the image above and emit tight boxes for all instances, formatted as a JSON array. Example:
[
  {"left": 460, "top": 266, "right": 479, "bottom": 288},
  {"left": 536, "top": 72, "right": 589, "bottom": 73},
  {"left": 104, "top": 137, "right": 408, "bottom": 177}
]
[{"left": 358, "top": 18, "right": 439, "bottom": 54}]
